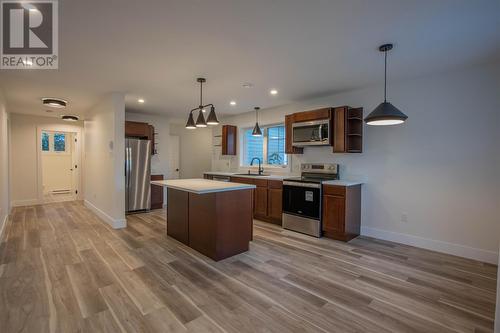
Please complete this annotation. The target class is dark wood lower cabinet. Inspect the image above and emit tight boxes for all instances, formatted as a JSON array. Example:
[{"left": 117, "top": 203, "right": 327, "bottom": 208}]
[
  {"left": 166, "top": 188, "right": 253, "bottom": 261},
  {"left": 322, "top": 184, "right": 361, "bottom": 241},
  {"left": 150, "top": 175, "right": 164, "bottom": 210},
  {"left": 230, "top": 177, "right": 283, "bottom": 225},
  {"left": 254, "top": 186, "right": 268, "bottom": 219},
  {"left": 166, "top": 188, "right": 189, "bottom": 245}
]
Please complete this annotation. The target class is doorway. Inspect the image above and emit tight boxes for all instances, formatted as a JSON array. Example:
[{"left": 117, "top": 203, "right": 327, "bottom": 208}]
[
  {"left": 38, "top": 130, "right": 80, "bottom": 203},
  {"left": 168, "top": 135, "right": 180, "bottom": 179}
]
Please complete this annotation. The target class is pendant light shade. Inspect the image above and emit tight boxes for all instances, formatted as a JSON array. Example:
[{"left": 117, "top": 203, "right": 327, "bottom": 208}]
[
  {"left": 185, "top": 112, "right": 196, "bottom": 129},
  {"left": 365, "top": 43, "right": 408, "bottom": 126},
  {"left": 206, "top": 105, "right": 219, "bottom": 125},
  {"left": 185, "top": 77, "right": 218, "bottom": 129},
  {"left": 252, "top": 107, "right": 262, "bottom": 136},
  {"left": 195, "top": 109, "right": 207, "bottom": 127},
  {"left": 364, "top": 102, "right": 407, "bottom": 125}
]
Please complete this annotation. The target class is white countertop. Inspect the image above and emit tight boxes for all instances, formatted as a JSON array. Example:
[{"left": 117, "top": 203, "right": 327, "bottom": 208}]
[
  {"left": 203, "top": 171, "right": 295, "bottom": 181},
  {"left": 204, "top": 171, "right": 363, "bottom": 186},
  {"left": 151, "top": 179, "right": 256, "bottom": 194},
  {"left": 322, "top": 180, "right": 363, "bottom": 187}
]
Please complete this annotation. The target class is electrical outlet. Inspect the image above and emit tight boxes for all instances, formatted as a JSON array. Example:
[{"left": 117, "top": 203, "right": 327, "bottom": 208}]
[{"left": 401, "top": 213, "right": 408, "bottom": 223}]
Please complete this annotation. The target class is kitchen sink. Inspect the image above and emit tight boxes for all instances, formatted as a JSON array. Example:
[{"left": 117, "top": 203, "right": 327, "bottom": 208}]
[{"left": 234, "top": 173, "right": 270, "bottom": 177}]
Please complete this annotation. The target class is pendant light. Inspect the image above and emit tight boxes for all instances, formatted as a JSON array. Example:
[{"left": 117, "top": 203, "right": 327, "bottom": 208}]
[
  {"left": 206, "top": 105, "right": 219, "bottom": 125},
  {"left": 252, "top": 107, "right": 262, "bottom": 136},
  {"left": 364, "top": 44, "right": 408, "bottom": 126},
  {"left": 185, "top": 77, "right": 219, "bottom": 129},
  {"left": 185, "top": 112, "right": 196, "bottom": 129}
]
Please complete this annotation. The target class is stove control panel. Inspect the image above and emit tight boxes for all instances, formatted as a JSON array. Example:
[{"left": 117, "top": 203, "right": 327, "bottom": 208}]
[{"left": 301, "top": 163, "right": 338, "bottom": 174}]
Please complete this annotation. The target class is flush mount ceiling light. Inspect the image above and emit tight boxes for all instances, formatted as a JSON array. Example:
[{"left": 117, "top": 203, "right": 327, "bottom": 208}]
[
  {"left": 230, "top": 101, "right": 236, "bottom": 106},
  {"left": 270, "top": 89, "right": 278, "bottom": 95},
  {"left": 61, "top": 115, "right": 79, "bottom": 122},
  {"left": 252, "top": 107, "right": 262, "bottom": 136},
  {"left": 42, "top": 97, "right": 67, "bottom": 108},
  {"left": 364, "top": 43, "right": 408, "bottom": 126},
  {"left": 138, "top": 98, "right": 145, "bottom": 104},
  {"left": 185, "top": 78, "right": 219, "bottom": 129}
]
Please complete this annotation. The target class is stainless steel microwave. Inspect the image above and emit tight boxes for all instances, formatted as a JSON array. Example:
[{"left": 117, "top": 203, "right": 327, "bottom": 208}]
[{"left": 292, "top": 119, "right": 330, "bottom": 146}]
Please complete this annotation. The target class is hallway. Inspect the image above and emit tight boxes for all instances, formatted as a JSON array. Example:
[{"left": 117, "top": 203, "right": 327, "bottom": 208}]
[{"left": 0, "top": 202, "right": 496, "bottom": 332}]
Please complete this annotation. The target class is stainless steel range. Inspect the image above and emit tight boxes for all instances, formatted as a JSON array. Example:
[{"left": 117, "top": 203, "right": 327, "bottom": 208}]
[{"left": 282, "top": 163, "right": 339, "bottom": 237}]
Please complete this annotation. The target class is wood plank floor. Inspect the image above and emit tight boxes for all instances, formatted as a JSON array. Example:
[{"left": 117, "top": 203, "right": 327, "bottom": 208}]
[{"left": 0, "top": 201, "right": 496, "bottom": 332}]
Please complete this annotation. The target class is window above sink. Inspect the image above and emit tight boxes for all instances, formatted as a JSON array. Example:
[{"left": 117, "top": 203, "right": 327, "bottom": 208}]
[{"left": 241, "top": 124, "right": 288, "bottom": 168}]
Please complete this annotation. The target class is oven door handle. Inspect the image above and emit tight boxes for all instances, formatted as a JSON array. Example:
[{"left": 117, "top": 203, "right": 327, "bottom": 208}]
[{"left": 283, "top": 181, "right": 321, "bottom": 189}]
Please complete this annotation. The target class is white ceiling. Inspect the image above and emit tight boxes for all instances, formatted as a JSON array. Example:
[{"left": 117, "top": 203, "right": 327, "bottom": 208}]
[{"left": 1, "top": 0, "right": 499, "bottom": 119}]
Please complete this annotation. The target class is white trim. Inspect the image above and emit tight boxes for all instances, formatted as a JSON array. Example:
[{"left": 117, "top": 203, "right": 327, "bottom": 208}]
[
  {"left": 11, "top": 199, "right": 40, "bottom": 207},
  {"left": 0, "top": 213, "right": 8, "bottom": 240},
  {"left": 361, "top": 226, "right": 498, "bottom": 265},
  {"left": 84, "top": 200, "right": 126, "bottom": 229}
]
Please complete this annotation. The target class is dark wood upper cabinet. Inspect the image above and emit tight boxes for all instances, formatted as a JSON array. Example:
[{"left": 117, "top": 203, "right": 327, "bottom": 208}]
[
  {"left": 332, "top": 106, "right": 363, "bottom": 153},
  {"left": 285, "top": 106, "right": 363, "bottom": 154},
  {"left": 285, "top": 115, "right": 303, "bottom": 154},
  {"left": 125, "top": 121, "right": 156, "bottom": 155},
  {"left": 222, "top": 125, "right": 237, "bottom": 155}
]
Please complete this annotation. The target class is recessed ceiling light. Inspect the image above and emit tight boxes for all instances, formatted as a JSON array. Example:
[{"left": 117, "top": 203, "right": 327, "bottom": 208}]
[
  {"left": 42, "top": 98, "right": 67, "bottom": 108},
  {"left": 242, "top": 83, "right": 253, "bottom": 88},
  {"left": 138, "top": 98, "right": 145, "bottom": 103},
  {"left": 61, "top": 115, "right": 79, "bottom": 122},
  {"left": 230, "top": 101, "right": 236, "bottom": 106},
  {"left": 270, "top": 89, "right": 278, "bottom": 95}
]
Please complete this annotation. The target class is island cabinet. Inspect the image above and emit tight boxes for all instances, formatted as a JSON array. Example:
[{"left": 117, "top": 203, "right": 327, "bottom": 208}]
[
  {"left": 229, "top": 177, "right": 283, "bottom": 225},
  {"left": 153, "top": 179, "right": 255, "bottom": 261},
  {"left": 322, "top": 184, "right": 361, "bottom": 241}
]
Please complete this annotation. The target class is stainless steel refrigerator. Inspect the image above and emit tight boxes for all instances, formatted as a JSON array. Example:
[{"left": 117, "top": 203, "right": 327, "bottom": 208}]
[{"left": 125, "top": 138, "right": 151, "bottom": 213}]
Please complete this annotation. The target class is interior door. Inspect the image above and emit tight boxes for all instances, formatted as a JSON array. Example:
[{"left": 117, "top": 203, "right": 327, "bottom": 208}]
[{"left": 168, "top": 135, "right": 180, "bottom": 179}]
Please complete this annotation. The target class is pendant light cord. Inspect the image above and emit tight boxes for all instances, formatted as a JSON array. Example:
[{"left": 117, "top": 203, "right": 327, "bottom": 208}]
[
  {"left": 199, "top": 80, "right": 203, "bottom": 108},
  {"left": 384, "top": 49, "right": 387, "bottom": 103}
]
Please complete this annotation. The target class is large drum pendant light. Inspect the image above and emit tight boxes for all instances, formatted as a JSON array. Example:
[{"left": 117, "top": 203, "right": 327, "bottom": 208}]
[{"left": 364, "top": 44, "right": 408, "bottom": 126}]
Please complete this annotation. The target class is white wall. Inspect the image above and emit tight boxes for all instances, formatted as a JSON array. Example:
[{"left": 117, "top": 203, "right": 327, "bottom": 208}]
[
  {"left": 170, "top": 123, "right": 212, "bottom": 179},
  {"left": 214, "top": 62, "right": 500, "bottom": 264},
  {"left": 9, "top": 113, "right": 84, "bottom": 206},
  {"left": 84, "top": 93, "right": 126, "bottom": 228},
  {"left": 0, "top": 89, "right": 9, "bottom": 235}
]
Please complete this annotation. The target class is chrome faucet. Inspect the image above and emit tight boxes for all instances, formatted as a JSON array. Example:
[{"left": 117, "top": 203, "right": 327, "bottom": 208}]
[{"left": 250, "top": 157, "right": 264, "bottom": 175}]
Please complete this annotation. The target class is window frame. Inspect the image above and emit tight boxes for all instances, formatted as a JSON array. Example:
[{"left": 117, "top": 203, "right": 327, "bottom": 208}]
[
  {"left": 240, "top": 123, "right": 288, "bottom": 168},
  {"left": 41, "top": 131, "right": 70, "bottom": 155}
]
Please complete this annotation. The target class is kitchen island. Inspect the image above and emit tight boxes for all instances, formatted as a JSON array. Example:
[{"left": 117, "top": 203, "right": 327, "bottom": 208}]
[{"left": 151, "top": 179, "right": 256, "bottom": 261}]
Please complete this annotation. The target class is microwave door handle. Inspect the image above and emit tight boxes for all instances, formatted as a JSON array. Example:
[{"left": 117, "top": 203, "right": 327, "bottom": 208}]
[{"left": 318, "top": 124, "right": 323, "bottom": 142}]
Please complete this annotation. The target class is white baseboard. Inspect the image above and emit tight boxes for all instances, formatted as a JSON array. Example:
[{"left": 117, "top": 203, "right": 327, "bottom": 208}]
[
  {"left": 84, "top": 200, "right": 126, "bottom": 229},
  {"left": 11, "top": 199, "right": 40, "bottom": 207},
  {"left": 361, "top": 226, "right": 498, "bottom": 265}
]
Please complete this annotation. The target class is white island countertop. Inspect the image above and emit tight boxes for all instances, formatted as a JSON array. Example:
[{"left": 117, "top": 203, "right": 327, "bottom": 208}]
[{"left": 151, "top": 178, "right": 256, "bottom": 194}]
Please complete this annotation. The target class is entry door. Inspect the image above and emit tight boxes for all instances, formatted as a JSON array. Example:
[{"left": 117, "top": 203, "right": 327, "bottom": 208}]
[{"left": 168, "top": 135, "right": 180, "bottom": 179}]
